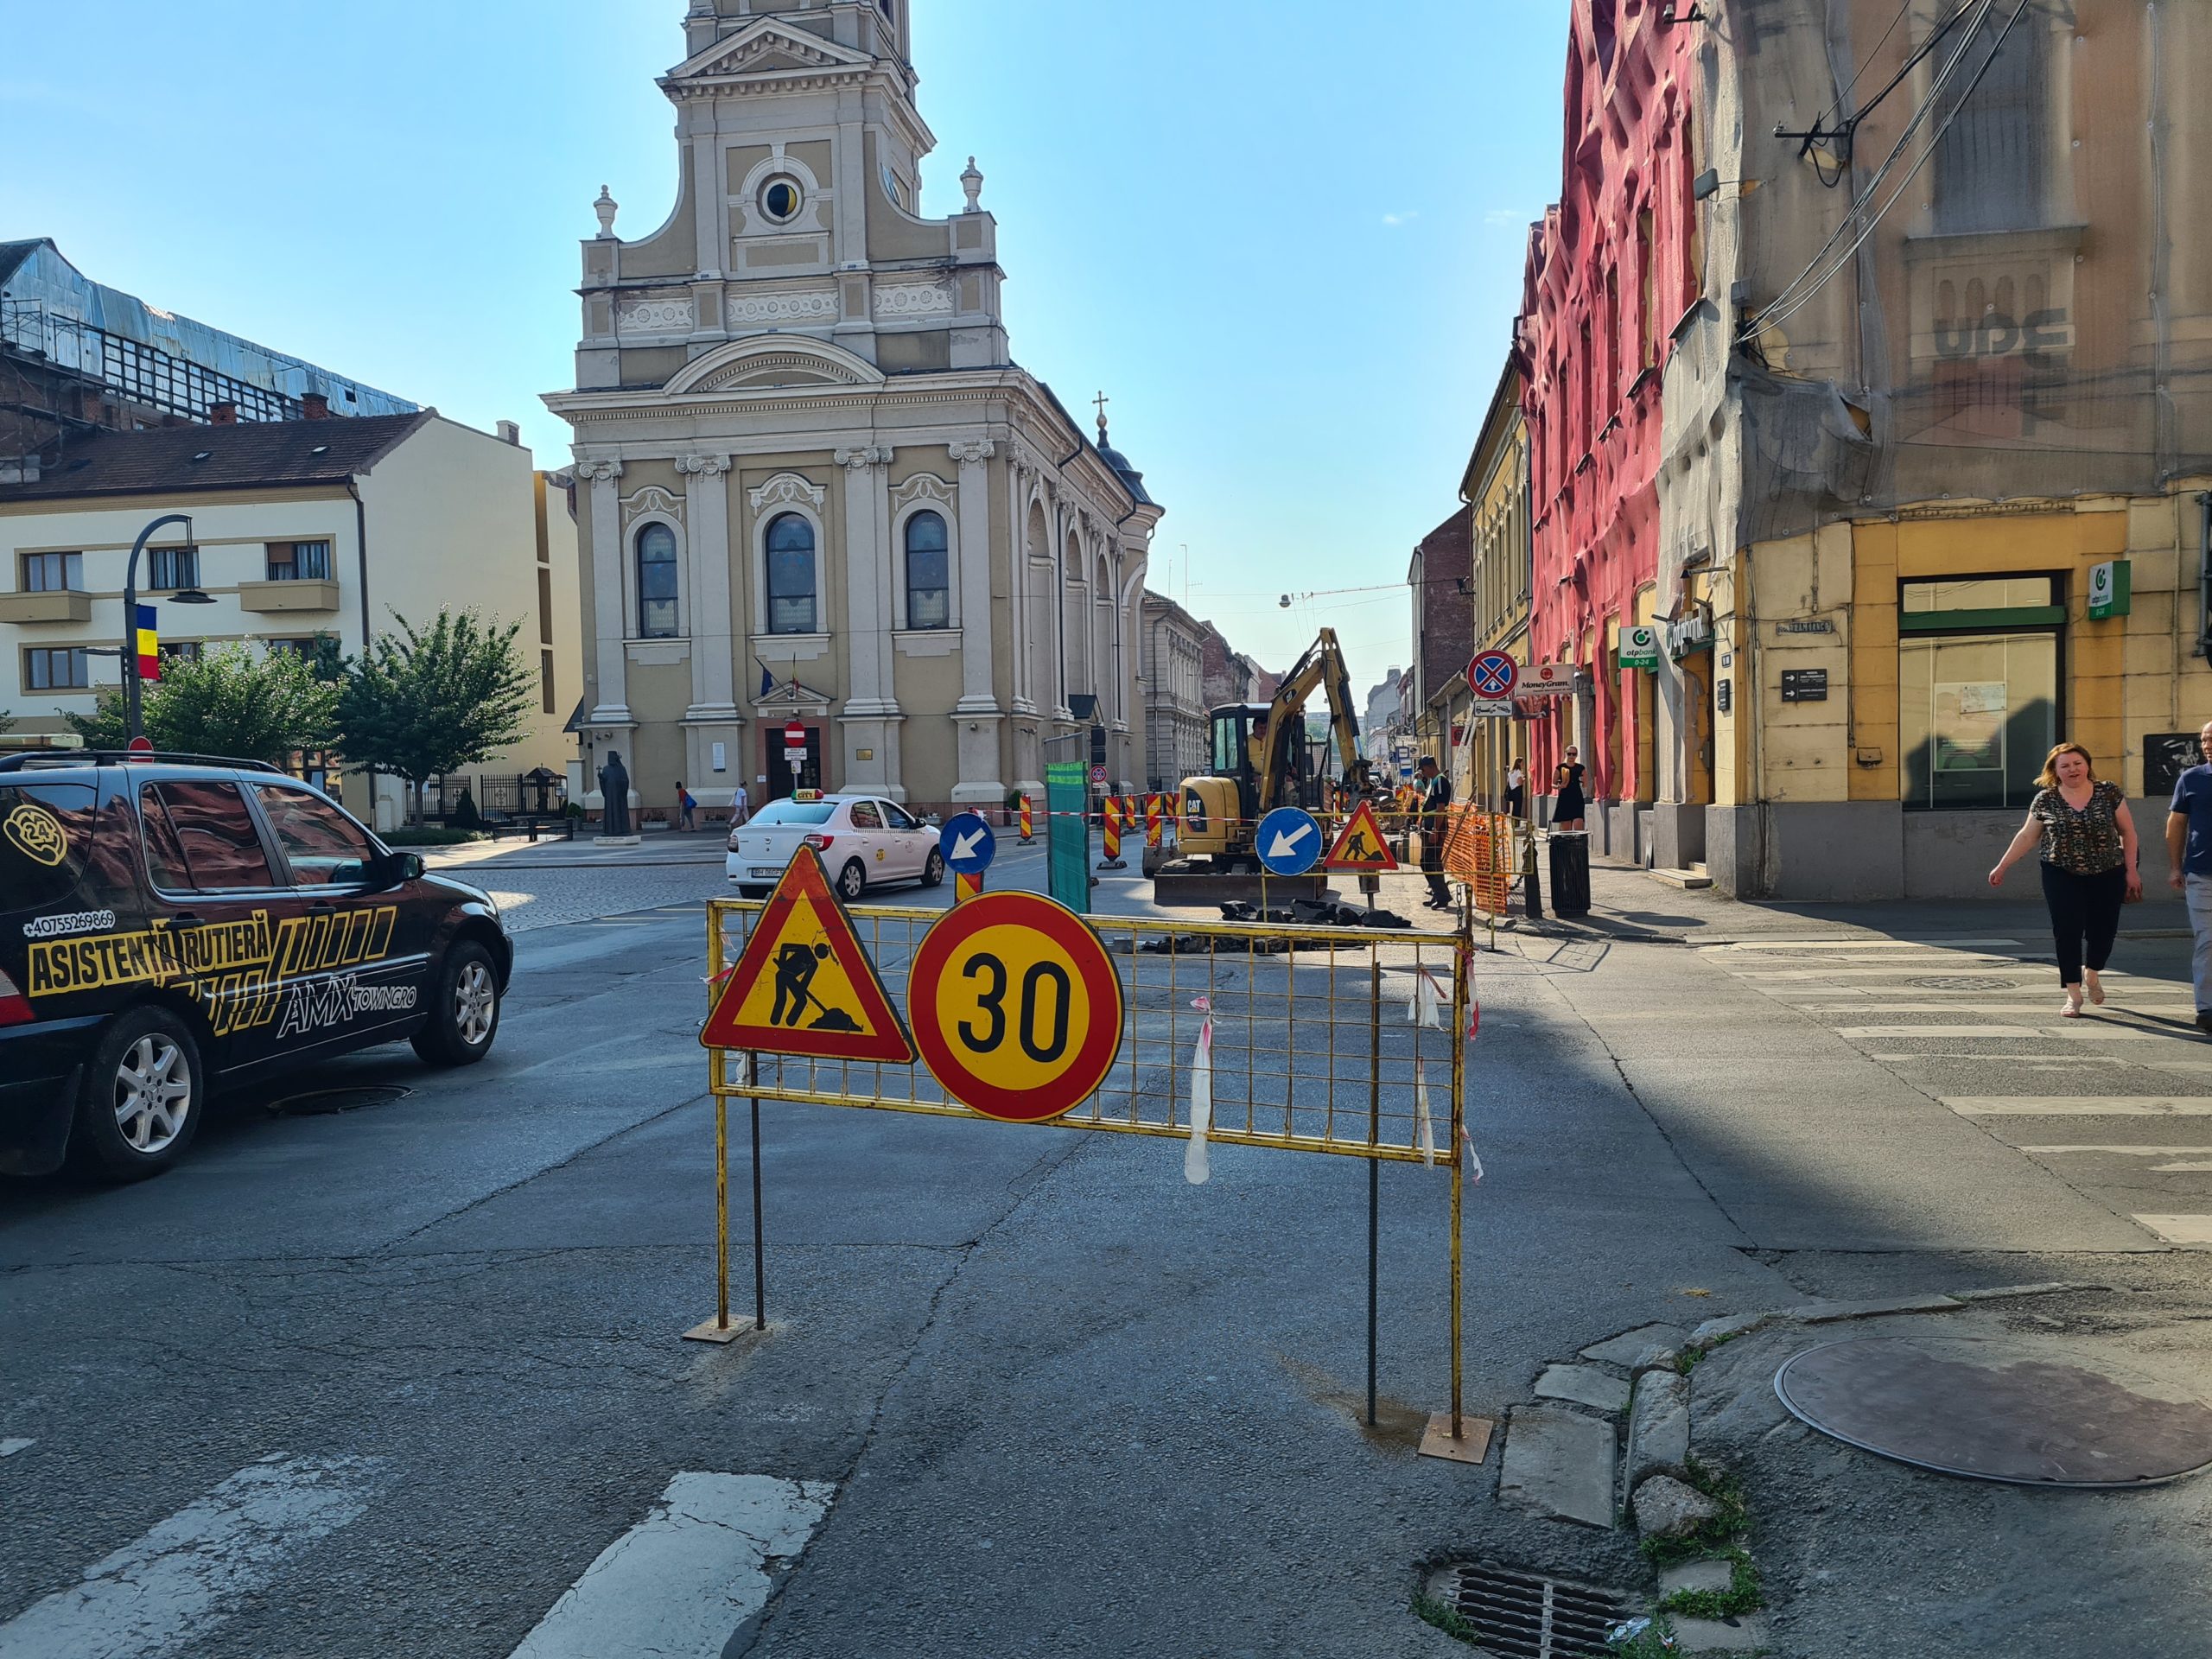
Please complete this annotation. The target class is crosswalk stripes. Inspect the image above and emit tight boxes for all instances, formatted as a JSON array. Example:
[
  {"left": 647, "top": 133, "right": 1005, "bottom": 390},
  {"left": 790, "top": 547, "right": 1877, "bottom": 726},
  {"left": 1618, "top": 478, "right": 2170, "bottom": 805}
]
[
  {"left": 508, "top": 1472, "right": 832, "bottom": 1659},
  {"left": 0, "top": 1454, "right": 378, "bottom": 1659}
]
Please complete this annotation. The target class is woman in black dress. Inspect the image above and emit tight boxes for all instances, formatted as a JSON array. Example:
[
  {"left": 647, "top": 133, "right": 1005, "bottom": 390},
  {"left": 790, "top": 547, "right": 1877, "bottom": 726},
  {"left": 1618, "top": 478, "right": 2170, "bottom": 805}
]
[{"left": 1552, "top": 747, "right": 1586, "bottom": 830}]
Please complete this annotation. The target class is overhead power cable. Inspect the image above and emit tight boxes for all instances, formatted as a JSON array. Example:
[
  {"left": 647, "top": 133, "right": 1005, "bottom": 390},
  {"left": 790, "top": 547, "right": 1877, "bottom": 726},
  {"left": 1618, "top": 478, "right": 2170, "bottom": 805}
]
[
  {"left": 1745, "top": 0, "right": 2036, "bottom": 344},
  {"left": 1745, "top": 0, "right": 1995, "bottom": 332}
]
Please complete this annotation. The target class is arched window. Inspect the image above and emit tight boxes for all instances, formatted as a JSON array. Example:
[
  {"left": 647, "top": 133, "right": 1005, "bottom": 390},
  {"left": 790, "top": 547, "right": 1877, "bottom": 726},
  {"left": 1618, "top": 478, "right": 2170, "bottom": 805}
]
[
  {"left": 904, "top": 511, "right": 949, "bottom": 629},
  {"left": 766, "top": 512, "right": 817, "bottom": 634},
  {"left": 636, "top": 523, "right": 678, "bottom": 639}
]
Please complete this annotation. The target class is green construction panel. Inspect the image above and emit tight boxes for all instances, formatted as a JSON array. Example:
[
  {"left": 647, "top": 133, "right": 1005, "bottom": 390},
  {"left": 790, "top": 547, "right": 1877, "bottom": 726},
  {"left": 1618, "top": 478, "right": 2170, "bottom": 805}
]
[{"left": 1045, "top": 761, "right": 1091, "bottom": 912}]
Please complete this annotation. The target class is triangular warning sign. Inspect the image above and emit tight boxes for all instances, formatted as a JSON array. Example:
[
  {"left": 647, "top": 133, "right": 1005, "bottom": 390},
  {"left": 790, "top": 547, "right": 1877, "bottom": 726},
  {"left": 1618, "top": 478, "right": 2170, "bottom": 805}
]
[
  {"left": 1325, "top": 799, "right": 1400, "bottom": 871},
  {"left": 700, "top": 847, "right": 916, "bottom": 1062}
]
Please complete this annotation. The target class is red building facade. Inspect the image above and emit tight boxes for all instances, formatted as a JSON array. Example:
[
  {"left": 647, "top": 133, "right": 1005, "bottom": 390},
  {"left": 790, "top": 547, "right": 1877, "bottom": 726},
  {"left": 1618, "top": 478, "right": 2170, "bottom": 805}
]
[{"left": 1515, "top": 0, "right": 1700, "bottom": 841}]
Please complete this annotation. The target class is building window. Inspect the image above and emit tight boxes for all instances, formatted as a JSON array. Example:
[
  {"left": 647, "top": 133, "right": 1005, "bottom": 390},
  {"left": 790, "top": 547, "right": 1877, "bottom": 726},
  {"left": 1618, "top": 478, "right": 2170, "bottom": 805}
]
[
  {"left": 21, "top": 552, "right": 83, "bottom": 593},
  {"left": 904, "top": 511, "right": 950, "bottom": 629},
  {"left": 766, "top": 512, "right": 817, "bottom": 634},
  {"left": 264, "top": 637, "right": 316, "bottom": 658},
  {"left": 25, "top": 646, "right": 91, "bottom": 690},
  {"left": 760, "top": 177, "right": 804, "bottom": 225},
  {"left": 636, "top": 523, "right": 679, "bottom": 639},
  {"left": 1898, "top": 575, "right": 2063, "bottom": 811},
  {"left": 147, "top": 546, "right": 198, "bottom": 590},
  {"left": 540, "top": 648, "right": 556, "bottom": 715},
  {"left": 158, "top": 640, "right": 203, "bottom": 666},
  {"left": 1935, "top": 9, "right": 2049, "bottom": 234},
  {"left": 267, "top": 541, "right": 331, "bottom": 582}
]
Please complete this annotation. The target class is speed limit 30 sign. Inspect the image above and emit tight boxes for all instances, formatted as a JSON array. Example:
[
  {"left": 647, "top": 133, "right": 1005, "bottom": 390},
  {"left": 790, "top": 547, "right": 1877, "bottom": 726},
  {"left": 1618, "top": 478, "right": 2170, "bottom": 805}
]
[{"left": 908, "top": 891, "right": 1125, "bottom": 1122}]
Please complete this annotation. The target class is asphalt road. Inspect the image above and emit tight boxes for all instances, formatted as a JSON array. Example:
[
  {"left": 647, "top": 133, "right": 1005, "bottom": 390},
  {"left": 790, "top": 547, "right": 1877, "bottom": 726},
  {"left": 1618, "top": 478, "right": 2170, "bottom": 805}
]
[{"left": 3, "top": 855, "right": 2208, "bottom": 1657}]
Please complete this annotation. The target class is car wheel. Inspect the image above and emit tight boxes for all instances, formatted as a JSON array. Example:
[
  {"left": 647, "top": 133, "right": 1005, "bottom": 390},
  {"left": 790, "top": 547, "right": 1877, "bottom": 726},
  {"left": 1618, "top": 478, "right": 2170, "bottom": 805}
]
[
  {"left": 71, "top": 1007, "right": 203, "bottom": 1181},
  {"left": 919, "top": 849, "right": 945, "bottom": 888},
  {"left": 411, "top": 940, "right": 502, "bottom": 1067},
  {"left": 837, "top": 859, "right": 868, "bottom": 902}
]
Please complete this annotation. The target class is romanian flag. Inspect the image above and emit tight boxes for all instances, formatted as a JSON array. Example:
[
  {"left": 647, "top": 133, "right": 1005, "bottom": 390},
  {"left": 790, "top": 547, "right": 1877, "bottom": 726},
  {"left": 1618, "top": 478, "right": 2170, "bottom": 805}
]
[{"left": 135, "top": 604, "right": 160, "bottom": 683}]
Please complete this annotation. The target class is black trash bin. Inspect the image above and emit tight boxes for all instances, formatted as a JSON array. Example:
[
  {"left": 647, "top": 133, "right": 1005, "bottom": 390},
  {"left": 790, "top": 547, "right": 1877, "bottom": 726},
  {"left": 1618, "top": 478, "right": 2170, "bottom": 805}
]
[{"left": 1547, "top": 830, "right": 1591, "bottom": 918}]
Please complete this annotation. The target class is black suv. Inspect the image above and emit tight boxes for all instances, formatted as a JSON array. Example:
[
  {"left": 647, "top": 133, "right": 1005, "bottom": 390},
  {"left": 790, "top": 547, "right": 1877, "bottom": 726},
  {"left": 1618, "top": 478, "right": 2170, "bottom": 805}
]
[{"left": 0, "top": 752, "right": 513, "bottom": 1180}]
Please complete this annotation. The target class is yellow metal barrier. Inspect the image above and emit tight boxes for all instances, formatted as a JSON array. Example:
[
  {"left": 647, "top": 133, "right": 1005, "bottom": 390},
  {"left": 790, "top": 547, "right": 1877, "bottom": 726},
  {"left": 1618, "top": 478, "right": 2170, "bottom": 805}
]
[{"left": 700, "top": 898, "right": 1487, "bottom": 1459}]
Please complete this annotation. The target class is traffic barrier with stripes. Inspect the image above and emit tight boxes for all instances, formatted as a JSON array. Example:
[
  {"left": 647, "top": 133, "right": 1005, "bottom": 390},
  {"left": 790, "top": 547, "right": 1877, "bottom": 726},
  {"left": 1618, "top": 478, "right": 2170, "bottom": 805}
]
[
  {"left": 1096, "top": 796, "right": 1127, "bottom": 869},
  {"left": 1017, "top": 794, "right": 1034, "bottom": 843}
]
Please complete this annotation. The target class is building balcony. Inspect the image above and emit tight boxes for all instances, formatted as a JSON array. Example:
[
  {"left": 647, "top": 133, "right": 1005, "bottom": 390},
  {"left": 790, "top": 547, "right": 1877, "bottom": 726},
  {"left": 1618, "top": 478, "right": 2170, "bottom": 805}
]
[
  {"left": 238, "top": 578, "right": 340, "bottom": 614},
  {"left": 0, "top": 590, "right": 92, "bottom": 624}
]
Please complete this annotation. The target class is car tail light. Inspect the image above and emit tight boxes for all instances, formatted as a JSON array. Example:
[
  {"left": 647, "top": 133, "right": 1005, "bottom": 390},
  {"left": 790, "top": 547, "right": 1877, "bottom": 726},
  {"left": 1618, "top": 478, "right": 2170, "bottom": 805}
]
[
  {"left": 803, "top": 833, "right": 836, "bottom": 850},
  {"left": 0, "top": 968, "right": 32, "bottom": 1027},
  {"left": 726, "top": 828, "right": 742, "bottom": 851}
]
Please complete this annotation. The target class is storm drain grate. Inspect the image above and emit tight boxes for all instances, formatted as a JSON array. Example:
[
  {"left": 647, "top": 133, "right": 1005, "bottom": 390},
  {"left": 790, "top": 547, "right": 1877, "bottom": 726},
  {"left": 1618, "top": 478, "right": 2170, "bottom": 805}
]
[
  {"left": 1907, "top": 975, "right": 2027, "bottom": 992},
  {"left": 268, "top": 1085, "right": 414, "bottom": 1117},
  {"left": 1433, "top": 1561, "right": 1630, "bottom": 1658}
]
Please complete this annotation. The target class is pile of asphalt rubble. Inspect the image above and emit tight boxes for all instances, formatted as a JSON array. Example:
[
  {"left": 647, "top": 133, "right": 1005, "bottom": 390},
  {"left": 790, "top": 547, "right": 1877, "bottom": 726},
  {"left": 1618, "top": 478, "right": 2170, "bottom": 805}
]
[{"left": 1134, "top": 898, "right": 1413, "bottom": 954}]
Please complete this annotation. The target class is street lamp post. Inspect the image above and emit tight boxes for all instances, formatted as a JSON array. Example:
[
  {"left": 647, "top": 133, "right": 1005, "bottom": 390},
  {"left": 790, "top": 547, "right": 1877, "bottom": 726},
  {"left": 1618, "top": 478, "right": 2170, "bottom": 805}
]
[{"left": 119, "top": 513, "right": 214, "bottom": 745}]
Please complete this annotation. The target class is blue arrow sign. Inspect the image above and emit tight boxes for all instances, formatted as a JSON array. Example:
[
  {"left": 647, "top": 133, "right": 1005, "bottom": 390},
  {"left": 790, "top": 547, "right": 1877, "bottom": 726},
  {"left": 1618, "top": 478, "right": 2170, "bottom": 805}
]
[
  {"left": 939, "top": 811, "right": 996, "bottom": 874},
  {"left": 1255, "top": 806, "right": 1323, "bottom": 877}
]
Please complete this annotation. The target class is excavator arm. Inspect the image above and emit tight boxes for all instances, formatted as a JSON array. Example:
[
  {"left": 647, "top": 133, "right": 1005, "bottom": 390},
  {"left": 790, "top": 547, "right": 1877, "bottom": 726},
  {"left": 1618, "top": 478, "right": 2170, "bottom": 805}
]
[{"left": 1249, "top": 627, "right": 1372, "bottom": 814}]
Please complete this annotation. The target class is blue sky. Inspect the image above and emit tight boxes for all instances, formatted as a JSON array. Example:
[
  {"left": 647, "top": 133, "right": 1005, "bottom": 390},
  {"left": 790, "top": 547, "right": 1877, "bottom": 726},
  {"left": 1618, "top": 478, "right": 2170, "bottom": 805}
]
[{"left": 11, "top": 0, "right": 1569, "bottom": 682}]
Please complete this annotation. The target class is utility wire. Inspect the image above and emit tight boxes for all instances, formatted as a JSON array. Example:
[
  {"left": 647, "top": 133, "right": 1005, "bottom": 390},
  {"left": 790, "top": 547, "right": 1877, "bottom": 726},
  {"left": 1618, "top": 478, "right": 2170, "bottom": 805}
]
[
  {"left": 1817, "top": 0, "right": 1915, "bottom": 128},
  {"left": 1740, "top": 0, "right": 2004, "bottom": 340},
  {"left": 1747, "top": 0, "right": 2035, "bottom": 343}
]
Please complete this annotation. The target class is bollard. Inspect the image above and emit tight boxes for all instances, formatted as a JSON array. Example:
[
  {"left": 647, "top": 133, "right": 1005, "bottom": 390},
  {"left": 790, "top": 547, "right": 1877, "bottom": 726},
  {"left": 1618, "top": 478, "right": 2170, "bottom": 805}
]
[
  {"left": 1096, "top": 796, "right": 1127, "bottom": 870},
  {"left": 1018, "top": 794, "right": 1034, "bottom": 843}
]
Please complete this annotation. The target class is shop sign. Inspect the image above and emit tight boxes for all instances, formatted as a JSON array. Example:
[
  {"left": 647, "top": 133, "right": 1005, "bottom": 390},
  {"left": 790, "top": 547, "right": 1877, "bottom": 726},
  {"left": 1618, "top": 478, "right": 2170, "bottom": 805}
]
[
  {"left": 1665, "top": 612, "right": 1713, "bottom": 660},
  {"left": 1618, "top": 626, "right": 1661, "bottom": 670},
  {"left": 1780, "top": 669, "right": 1829, "bottom": 703},
  {"left": 2088, "top": 560, "right": 2131, "bottom": 620}
]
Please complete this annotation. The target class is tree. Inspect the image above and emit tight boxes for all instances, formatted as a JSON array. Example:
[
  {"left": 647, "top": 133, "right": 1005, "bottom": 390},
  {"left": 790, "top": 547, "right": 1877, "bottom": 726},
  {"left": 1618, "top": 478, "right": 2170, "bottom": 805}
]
[
  {"left": 336, "top": 609, "right": 536, "bottom": 826},
  {"left": 61, "top": 645, "right": 338, "bottom": 765}
]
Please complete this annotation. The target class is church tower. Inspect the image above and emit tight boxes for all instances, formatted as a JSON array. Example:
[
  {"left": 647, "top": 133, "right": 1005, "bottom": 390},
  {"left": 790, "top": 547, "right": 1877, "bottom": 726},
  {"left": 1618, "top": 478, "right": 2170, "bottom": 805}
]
[
  {"left": 550, "top": 3, "right": 1158, "bottom": 819},
  {"left": 574, "top": 0, "right": 1007, "bottom": 390}
]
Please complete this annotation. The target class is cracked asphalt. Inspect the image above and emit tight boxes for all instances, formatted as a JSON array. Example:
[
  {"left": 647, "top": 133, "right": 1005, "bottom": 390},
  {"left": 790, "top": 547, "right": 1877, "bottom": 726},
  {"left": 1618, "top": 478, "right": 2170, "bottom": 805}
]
[{"left": 3, "top": 868, "right": 2210, "bottom": 1656}]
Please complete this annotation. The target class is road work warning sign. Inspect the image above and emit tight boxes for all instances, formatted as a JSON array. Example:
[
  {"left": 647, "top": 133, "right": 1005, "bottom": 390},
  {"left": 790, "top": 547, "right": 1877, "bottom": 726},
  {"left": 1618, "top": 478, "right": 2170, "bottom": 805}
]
[
  {"left": 701, "top": 846, "right": 916, "bottom": 1062},
  {"left": 1324, "top": 799, "right": 1399, "bottom": 871}
]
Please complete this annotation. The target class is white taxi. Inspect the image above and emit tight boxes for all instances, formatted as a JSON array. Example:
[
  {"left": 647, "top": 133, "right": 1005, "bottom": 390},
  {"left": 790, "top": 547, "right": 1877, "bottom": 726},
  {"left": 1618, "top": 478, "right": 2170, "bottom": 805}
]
[{"left": 726, "top": 793, "right": 945, "bottom": 900}]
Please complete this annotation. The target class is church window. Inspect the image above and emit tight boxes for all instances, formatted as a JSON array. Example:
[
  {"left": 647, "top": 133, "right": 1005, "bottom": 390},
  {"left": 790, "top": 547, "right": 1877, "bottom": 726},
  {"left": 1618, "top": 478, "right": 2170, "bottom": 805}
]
[
  {"left": 760, "top": 177, "right": 804, "bottom": 225},
  {"left": 636, "top": 523, "right": 678, "bottom": 639},
  {"left": 766, "top": 512, "right": 817, "bottom": 634},
  {"left": 905, "top": 511, "right": 950, "bottom": 629}
]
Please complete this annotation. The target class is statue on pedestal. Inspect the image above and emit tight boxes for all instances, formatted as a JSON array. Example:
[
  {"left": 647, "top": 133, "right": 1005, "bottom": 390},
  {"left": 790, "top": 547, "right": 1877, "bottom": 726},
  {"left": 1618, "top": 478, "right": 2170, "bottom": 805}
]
[{"left": 598, "top": 751, "right": 632, "bottom": 836}]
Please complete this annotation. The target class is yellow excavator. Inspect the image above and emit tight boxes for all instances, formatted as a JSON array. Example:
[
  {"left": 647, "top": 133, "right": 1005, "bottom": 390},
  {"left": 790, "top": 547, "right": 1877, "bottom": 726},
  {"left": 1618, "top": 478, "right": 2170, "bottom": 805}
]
[{"left": 1153, "top": 627, "right": 1377, "bottom": 881}]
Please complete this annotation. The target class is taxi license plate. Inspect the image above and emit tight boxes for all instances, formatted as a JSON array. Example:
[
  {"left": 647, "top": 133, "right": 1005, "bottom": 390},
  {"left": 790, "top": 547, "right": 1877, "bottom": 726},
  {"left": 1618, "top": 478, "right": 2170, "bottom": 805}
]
[{"left": 750, "top": 867, "right": 778, "bottom": 878}]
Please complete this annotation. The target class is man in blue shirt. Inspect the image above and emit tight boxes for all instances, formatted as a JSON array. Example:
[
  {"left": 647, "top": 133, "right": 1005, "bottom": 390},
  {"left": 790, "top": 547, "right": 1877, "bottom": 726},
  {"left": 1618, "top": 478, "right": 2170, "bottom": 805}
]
[{"left": 2164, "top": 720, "right": 2212, "bottom": 1028}]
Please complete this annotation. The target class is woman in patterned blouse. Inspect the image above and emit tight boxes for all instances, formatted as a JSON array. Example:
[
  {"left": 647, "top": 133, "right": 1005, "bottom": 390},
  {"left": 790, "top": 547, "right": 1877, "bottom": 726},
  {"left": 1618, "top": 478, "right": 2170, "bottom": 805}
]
[{"left": 1988, "top": 742, "right": 2142, "bottom": 1016}]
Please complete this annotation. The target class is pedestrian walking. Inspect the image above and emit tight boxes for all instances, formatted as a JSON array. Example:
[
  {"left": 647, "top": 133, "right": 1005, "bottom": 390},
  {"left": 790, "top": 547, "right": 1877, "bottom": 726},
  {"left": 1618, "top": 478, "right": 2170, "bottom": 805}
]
[
  {"left": 2166, "top": 721, "right": 2212, "bottom": 1031},
  {"left": 677, "top": 781, "right": 697, "bottom": 832},
  {"left": 732, "top": 779, "right": 750, "bottom": 827},
  {"left": 1989, "top": 742, "right": 2141, "bottom": 1018},
  {"left": 1552, "top": 747, "right": 1586, "bottom": 830},
  {"left": 1505, "top": 759, "right": 1527, "bottom": 819},
  {"left": 1417, "top": 755, "right": 1452, "bottom": 910}
]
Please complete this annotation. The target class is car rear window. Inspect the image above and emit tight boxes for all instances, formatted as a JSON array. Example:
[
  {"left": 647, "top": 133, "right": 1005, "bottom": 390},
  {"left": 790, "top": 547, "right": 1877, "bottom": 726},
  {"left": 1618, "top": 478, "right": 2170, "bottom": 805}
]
[
  {"left": 750, "top": 799, "right": 836, "bottom": 827},
  {"left": 0, "top": 783, "right": 97, "bottom": 912}
]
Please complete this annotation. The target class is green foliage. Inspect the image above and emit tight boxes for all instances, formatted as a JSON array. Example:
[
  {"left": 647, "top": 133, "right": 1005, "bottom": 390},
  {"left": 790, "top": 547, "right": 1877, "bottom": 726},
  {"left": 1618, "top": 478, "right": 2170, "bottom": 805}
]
[
  {"left": 335, "top": 609, "right": 535, "bottom": 823},
  {"left": 61, "top": 645, "right": 338, "bottom": 765},
  {"left": 1655, "top": 1547, "right": 1764, "bottom": 1620},
  {"left": 1639, "top": 1459, "right": 1752, "bottom": 1567},
  {"left": 0, "top": 708, "right": 13, "bottom": 735},
  {"left": 1409, "top": 1592, "right": 1481, "bottom": 1645}
]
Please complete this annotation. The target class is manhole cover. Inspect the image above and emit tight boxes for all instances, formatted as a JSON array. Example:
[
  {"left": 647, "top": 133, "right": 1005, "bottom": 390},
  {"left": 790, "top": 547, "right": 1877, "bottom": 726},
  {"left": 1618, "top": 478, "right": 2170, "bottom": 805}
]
[
  {"left": 1906, "top": 976, "right": 2026, "bottom": 991},
  {"left": 269, "top": 1085, "right": 414, "bottom": 1117},
  {"left": 1428, "top": 1561, "right": 1630, "bottom": 1658},
  {"left": 1776, "top": 1335, "right": 2212, "bottom": 1488}
]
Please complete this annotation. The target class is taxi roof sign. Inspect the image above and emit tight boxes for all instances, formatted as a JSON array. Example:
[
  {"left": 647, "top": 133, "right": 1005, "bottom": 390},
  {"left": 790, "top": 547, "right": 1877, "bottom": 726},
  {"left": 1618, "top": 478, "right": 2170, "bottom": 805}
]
[
  {"left": 701, "top": 845, "right": 915, "bottom": 1062},
  {"left": 791, "top": 789, "right": 823, "bottom": 802},
  {"left": 1324, "top": 799, "right": 1399, "bottom": 871}
]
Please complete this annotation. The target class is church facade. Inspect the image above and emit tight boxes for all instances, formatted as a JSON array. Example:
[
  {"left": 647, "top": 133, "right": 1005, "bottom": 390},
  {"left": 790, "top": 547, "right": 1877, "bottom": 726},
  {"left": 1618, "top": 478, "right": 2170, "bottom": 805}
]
[{"left": 545, "top": 0, "right": 1161, "bottom": 817}]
